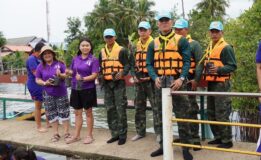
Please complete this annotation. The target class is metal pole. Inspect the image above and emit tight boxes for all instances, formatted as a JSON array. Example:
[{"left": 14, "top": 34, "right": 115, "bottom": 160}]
[
  {"left": 171, "top": 91, "right": 261, "bottom": 97},
  {"left": 24, "top": 84, "right": 27, "bottom": 95},
  {"left": 181, "top": 0, "right": 185, "bottom": 18},
  {"left": 162, "top": 88, "right": 173, "bottom": 160},
  {"left": 200, "top": 96, "right": 205, "bottom": 140},
  {"left": 3, "top": 99, "right": 6, "bottom": 120}
]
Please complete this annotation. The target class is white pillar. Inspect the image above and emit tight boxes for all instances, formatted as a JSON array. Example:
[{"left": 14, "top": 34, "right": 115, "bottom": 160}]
[{"left": 162, "top": 88, "right": 174, "bottom": 160}]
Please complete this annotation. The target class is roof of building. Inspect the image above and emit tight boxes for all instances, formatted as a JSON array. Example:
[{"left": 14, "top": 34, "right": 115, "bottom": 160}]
[{"left": 7, "top": 36, "right": 37, "bottom": 46}]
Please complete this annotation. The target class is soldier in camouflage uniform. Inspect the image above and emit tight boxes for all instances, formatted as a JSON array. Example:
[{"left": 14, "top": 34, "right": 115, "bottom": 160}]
[
  {"left": 174, "top": 18, "right": 204, "bottom": 150},
  {"left": 99, "top": 28, "right": 130, "bottom": 145},
  {"left": 146, "top": 11, "right": 193, "bottom": 160},
  {"left": 129, "top": 21, "right": 159, "bottom": 141},
  {"left": 203, "top": 21, "right": 237, "bottom": 148}
]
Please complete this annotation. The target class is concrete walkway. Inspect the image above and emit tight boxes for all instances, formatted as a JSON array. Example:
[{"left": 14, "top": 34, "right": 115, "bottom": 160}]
[{"left": 0, "top": 120, "right": 260, "bottom": 160}]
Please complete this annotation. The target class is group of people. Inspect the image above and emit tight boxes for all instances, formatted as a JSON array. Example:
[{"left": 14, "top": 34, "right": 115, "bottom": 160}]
[
  {"left": 26, "top": 10, "right": 237, "bottom": 160},
  {"left": 26, "top": 38, "right": 98, "bottom": 144}
]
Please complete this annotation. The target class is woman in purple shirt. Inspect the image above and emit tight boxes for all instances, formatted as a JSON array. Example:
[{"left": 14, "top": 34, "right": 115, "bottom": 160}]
[
  {"left": 35, "top": 46, "right": 70, "bottom": 142},
  {"left": 65, "top": 38, "right": 99, "bottom": 144}
]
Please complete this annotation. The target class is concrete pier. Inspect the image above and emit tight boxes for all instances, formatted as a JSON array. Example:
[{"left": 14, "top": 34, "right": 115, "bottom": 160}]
[{"left": 0, "top": 120, "right": 260, "bottom": 160}]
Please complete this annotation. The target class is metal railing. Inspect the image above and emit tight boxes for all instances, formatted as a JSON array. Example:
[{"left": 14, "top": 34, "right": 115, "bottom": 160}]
[{"left": 162, "top": 89, "right": 261, "bottom": 160}]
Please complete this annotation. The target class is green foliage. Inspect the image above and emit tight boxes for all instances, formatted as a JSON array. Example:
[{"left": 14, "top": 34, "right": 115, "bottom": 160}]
[
  {"left": 64, "top": 17, "right": 83, "bottom": 44},
  {"left": 225, "top": 1, "right": 261, "bottom": 111},
  {"left": 84, "top": 0, "right": 155, "bottom": 47},
  {"left": 0, "top": 31, "right": 6, "bottom": 47},
  {"left": 64, "top": 39, "right": 80, "bottom": 67},
  {"left": 188, "top": 0, "right": 229, "bottom": 48},
  {"left": 2, "top": 52, "right": 25, "bottom": 70},
  {"left": 55, "top": 43, "right": 66, "bottom": 63}
]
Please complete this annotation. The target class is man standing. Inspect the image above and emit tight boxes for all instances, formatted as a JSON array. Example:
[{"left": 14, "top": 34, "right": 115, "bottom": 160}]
[
  {"left": 146, "top": 11, "right": 193, "bottom": 160},
  {"left": 99, "top": 28, "right": 130, "bottom": 145},
  {"left": 174, "top": 18, "right": 204, "bottom": 149},
  {"left": 130, "top": 21, "right": 158, "bottom": 141},
  {"left": 203, "top": 21, "right": 237, "bottom": 148}
]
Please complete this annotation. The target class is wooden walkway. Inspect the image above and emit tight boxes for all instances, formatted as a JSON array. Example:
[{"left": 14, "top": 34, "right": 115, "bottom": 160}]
[{"left": 0, "top": 120, "right": 260, "bottom": 160}]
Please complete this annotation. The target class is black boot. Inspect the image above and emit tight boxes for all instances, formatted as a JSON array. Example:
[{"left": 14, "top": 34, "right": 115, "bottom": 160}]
[
  {"left": 193, "top": 142, "right": 202, "bottom": 151},
  {"left": 107, "top": 136, "right": 119, "bottom": 143},
  {"left": 118, "top": 138, "right": 126, "bottom": 145},
  {"left": 182, "top": 148, "right": 193, "bottom": 160},
  {"left": 217, "top": 141, "right": 233, "bottom": 148},
  {"left": 208, "top": 139, "right": 222, "bottom": 145},
  {"left": 150, "top": 147, "right": 163, "bottom": 157}
]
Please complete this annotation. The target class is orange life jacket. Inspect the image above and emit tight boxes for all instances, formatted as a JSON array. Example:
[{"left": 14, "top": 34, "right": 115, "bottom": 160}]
[
  {"left": 101, "top": 43, "right": 124, "bottom": 80},
  {"left": 154, "top": 32, "right": 183, "bottom": 76},
  {"left": 203, "top": 39, "right": 231, "bottom": 82},
  {"left": 135, "top": 36, "right": 153, "bottom": 73}
]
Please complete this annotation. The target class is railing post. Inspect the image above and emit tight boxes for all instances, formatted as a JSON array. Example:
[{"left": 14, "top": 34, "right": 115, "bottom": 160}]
[
  {"left": 162, "top": 88, "right": 173, "bottom": 160},
  {"left": 24, "top": 84, "right": 27, "bottom": 95},
  {"left": 3, "top": 99, "right": 6, "bottom": 120},
  {"left": 200, "top": 96, "right": 205, "bottom": 140}
]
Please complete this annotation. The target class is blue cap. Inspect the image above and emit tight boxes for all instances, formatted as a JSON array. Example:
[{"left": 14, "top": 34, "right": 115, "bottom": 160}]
[
  {"left": 209, "top": 21, "right": 223, "bottom": 31},
  {"left": 155, "top": 11, "right": 172, "bottom": 21},
  {"left": 138, "top": 21, "right": 151, "bottom": 29},
  {"left": 103, "top": 28, "right": 116, "bottom": 37},
  {"left": 174, "top": 18, "right": 189, "bottom": 29}
]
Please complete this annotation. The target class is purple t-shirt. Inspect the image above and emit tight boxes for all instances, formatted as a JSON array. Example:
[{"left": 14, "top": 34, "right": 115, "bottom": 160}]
[
  {"left": 70, "top": 54, "right": 99, "bottom": 90},
  {"left": 256, "top": 41, "right": 261, "bottom": 63},
  {"left": 36, "top": 61, "right": 67, "bottom": 97}
]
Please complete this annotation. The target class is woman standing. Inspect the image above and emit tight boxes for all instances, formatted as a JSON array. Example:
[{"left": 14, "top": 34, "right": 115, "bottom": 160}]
[
  {"left": 65, "top": 38, "right": 99, "bottom": 144},
  {"left": 26, "top": 42, "right": 49, "bottom": 132},
  {"left": 35, "top": 46, "right": 70, "bottom": 142}
]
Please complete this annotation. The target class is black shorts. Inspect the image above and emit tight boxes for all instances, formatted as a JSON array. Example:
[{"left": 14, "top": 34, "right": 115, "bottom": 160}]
[{"left": 70, "top": 88, "right": 97, "bottom": 110}]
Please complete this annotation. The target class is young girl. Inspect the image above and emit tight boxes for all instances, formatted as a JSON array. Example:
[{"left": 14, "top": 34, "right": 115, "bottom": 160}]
[{"left": 66, "top": 38, "right": 99, "bottom": 144}]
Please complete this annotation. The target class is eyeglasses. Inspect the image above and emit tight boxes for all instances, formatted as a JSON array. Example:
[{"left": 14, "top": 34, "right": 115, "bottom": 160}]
[
  {"left": 159, "top": 18, "right": 170, "bottom": 23},
  {"left": 105, "top": 36, "right": 113, "bottom": 39}
]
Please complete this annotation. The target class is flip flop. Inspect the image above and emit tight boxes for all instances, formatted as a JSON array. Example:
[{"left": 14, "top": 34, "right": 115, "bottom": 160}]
[
  {"left": 83, "top": 136, "right": 94, "bottom": 144},
  {"left": 64, "top": 133, "right": 72, "bottom": 141},
  {"left": 37, "top": 127, "right": 48, "bottom": 133},
  {"left": 66, "top": 137, "right": 81, "bottom": 144},
  {"left": 51, "top": 134, "right": 61, "bottom": 142}
]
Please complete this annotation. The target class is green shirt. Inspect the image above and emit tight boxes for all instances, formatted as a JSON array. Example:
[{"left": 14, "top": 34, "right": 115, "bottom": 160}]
[
  {"left": 217, "top": 45, "right": 237, "bottom": 75},
  {"left": 146, "top": 34, "right": 191, "bottom": 81},
  {"left": 99, "top": 47, "right": 130, "bottom": 76},
  {"left": 190, "top": 40, "right": 204, "bottom": 82}
]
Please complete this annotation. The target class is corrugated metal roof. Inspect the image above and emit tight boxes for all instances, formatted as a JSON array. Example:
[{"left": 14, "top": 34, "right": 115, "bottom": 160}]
[{"left": 7, "top": 36, "right": 36, "bottom": 45}]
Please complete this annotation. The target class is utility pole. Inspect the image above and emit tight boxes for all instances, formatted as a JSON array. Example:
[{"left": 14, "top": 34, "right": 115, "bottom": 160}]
[
  {"left": 181, "top": 0, "right": 185, "bottom": 18},
  {"left": 46, "top": 0, "right": 50, "bottom": 42}
]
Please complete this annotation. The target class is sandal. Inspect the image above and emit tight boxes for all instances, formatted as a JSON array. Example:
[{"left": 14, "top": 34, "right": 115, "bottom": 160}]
[
  {"left": 64, "top": 133, "right": 72, "bottom": 141},
  {"left": 83, "top": 136, "right": 94, "bottom": 144},
  {"left": 66, "top": 137, "right": 81, "bottom": 144},
  {"left": 51, "top": 134, "right": 61, "bottom": 142}
]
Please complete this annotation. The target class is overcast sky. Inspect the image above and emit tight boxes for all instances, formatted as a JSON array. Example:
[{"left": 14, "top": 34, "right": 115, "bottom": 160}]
[{"left": 0, "top": 0, "right": 253, "bottom": 43}]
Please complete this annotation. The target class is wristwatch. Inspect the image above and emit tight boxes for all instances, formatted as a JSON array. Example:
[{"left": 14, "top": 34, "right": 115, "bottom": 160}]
[{"left": 179, "top": 76, "right": 185, "bottom": 81}]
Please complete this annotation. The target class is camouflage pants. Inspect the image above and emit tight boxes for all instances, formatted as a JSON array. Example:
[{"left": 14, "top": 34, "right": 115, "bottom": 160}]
[
  {"left": 207, "top": 81, "right": 232, "bottom": 143},
  {"left": 104, "top": 80, "right": 128, "bottom": 139},
  {"left": 188, "top": 95, "right": 200, "bottom": 143},
  {"left": 155, "top": 78, "right": 192, "bottom": 147},
  {"left": 134, "top": 80, "right": 158, "bottom": 137}
]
